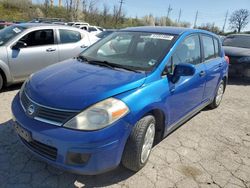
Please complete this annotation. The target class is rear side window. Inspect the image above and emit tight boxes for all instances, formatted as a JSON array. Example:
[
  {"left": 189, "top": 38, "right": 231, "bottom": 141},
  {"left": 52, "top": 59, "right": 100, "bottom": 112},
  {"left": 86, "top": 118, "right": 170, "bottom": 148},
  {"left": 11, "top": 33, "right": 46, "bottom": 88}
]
[
  {"left": 214, "top": 38, "right": 220, "bottom": 57},
  {"left": 59, "top": 29, "right": 82, "bottom": 44},
  {"left": 89, "top": 27, "right": 97, "bottom": 32},
  {"left": 202, "top": 35, "right": 215, "bottom": 61},
  {"left": 20, "top": 29, "right": 54, "bottom": 47}
]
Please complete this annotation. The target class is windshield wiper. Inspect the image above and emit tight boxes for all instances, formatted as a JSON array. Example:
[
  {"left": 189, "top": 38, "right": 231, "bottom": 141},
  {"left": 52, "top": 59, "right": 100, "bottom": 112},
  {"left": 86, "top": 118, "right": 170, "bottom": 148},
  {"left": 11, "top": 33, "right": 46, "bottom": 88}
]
[{"left": 77, "top": 56, "right": 142, "bottom": 73}]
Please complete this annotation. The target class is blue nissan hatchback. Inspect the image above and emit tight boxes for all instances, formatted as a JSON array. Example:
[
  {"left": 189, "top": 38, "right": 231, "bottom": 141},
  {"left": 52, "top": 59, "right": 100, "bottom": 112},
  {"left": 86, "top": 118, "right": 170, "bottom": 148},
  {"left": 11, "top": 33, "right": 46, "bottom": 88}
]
[{"left": 12, "top": 27, "right": 228, "bottom": 175}]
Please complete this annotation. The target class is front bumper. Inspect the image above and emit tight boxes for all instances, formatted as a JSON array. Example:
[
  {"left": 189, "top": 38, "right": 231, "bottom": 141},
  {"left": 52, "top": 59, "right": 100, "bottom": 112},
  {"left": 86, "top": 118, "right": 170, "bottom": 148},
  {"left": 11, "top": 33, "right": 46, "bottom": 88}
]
[{"left": 11, "top": 94, "right": 131, "bottom": 175}]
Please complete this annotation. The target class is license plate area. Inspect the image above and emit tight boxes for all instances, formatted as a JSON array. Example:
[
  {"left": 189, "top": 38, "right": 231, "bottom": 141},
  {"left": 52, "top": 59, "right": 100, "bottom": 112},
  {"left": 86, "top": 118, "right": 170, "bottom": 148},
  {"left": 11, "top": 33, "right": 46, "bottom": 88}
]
[{"left": 14, "top": 122, "right": 33, "bottom": 142}]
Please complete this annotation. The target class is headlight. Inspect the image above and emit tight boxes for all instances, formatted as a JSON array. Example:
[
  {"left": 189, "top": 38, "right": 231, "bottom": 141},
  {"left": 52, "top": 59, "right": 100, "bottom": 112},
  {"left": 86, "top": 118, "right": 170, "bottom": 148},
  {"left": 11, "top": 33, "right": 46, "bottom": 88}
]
[
  {"left": 64, "top": 98, "right": 129, "bottom": 130},
  {"left": 19, "top": 74, "right": 33, "bottom": 98}
]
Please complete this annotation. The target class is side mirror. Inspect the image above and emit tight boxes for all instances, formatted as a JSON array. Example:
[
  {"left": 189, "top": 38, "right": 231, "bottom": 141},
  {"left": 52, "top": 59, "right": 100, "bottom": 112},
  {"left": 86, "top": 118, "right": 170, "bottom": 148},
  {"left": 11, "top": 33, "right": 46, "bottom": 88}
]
[
  {"left": 171, "top": 63, "right": 195, "bottom": 83},
  {"left": 12, "top": 41, "right": 27, "bottom": 50}
]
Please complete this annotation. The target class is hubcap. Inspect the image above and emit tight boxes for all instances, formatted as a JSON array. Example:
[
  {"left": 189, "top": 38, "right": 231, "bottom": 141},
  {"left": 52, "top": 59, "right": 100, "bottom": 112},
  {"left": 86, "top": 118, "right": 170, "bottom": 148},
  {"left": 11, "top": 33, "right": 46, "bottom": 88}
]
[
  {"left": 215, "top": 83, "right": 224, "bottom": 106},
  {"left": 141, "top": 123, "right": 155, "bottom": 164}
]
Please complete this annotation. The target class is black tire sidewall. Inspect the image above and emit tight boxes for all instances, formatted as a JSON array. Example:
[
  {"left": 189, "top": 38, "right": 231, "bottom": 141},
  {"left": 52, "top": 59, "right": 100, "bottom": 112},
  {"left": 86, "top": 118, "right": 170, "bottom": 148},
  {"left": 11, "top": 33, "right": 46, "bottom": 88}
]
[
  {"left": 0, "top": 74, "right": 3, "bottom": 91},
  {"left": 138, "top": 117, "right": 156, "bottom": 166}
]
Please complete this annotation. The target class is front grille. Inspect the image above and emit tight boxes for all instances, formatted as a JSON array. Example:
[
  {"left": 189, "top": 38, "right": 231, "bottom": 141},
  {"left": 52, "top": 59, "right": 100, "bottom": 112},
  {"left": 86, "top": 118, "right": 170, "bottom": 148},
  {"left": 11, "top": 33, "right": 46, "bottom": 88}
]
[
  {"left": 20, "top": 91, "right": 78, "bottom": 126},
  {"left": 20, "top": 137, "right": 58, "bottom": 160}
]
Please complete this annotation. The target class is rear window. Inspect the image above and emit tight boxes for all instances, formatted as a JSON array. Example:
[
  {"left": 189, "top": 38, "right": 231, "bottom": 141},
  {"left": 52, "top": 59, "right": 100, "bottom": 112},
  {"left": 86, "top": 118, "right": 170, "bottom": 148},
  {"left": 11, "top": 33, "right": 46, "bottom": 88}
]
[
  {"left": 59, "top": 29, "right": 82, "bottom": 44},
  {"left": 223, "top": 35, "right": 250, "bottom": 49},
  {"left": 202, "top": 35, "right": 215, "bottom": 61}
]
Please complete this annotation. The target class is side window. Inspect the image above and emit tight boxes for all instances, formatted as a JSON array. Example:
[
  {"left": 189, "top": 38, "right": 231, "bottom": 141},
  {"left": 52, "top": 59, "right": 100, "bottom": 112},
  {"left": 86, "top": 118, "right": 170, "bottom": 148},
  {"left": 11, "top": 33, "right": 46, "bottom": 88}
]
[
  {"left": 213, "top": 38, "right": 220, "bottom": 57},
  {"left": 20, "top": 29, "right": 54, "bottom": 47},
  {"left": 172, "top": 35, "right": 201, "bottom": 66},
  {"left": 202, "top": 35, "right": 215, "bottom": 61},
  {"left": 59, "top": 29, "right": 82, "bottom": 44}
]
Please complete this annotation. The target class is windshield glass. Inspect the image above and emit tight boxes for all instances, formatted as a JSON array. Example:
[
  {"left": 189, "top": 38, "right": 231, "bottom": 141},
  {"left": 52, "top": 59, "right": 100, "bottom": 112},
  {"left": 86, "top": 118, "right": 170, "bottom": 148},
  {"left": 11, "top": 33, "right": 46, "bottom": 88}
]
[
  {"left": 223, "top": 35, "right": 250, "bottom": 49},
  {"left": 81, "top": 31, "right": 175, "bottom": 71},
  {"left": 0, "top": 25, "right": 26, "bottom": 46}
]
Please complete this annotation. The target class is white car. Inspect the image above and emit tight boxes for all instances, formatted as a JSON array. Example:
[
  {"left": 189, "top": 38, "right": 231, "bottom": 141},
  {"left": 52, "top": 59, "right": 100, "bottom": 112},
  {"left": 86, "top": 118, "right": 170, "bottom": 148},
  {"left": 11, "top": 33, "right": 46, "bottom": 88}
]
[
  {"left": 0, "top": 23, "right": 99, "bottom": 90},
  {"left": 78, "top": 25, "right": 102, "bottom": 36},
  {"left": 68, "top": 22, "right": 89, "bottom": 27}
]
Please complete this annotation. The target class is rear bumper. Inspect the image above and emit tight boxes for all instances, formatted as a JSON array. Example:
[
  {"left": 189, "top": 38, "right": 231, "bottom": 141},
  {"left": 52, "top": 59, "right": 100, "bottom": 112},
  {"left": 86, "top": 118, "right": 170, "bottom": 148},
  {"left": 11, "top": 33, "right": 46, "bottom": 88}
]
[{"left": 11, "top": 94, "right": 131, "bottom": 175}]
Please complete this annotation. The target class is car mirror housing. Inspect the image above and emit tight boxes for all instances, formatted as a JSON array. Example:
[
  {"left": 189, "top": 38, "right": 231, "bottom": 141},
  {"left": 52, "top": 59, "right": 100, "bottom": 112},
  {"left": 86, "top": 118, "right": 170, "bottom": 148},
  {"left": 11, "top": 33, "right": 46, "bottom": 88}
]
[
  {"left": 12, "top": 41, "right": 27, "bottom": 50},
  {"left": 171, "top": 63, "right": 195, "bottom": 83}
]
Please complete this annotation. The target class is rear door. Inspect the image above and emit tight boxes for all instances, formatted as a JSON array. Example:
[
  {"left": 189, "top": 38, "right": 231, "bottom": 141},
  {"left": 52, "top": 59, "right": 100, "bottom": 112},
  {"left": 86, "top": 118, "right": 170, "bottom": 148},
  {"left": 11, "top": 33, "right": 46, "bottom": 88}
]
[
  {"left": 166, "top": 34, "right": 207, "bottom": 125},
  {"left": 8, "top": 29, "right": 58, "bottom": 81},
  {"left": 57, "top": 29, "right": 91, "bottom": 61},
  {"left": 201, "top": 35, "right": 223, "bottom": 100}
]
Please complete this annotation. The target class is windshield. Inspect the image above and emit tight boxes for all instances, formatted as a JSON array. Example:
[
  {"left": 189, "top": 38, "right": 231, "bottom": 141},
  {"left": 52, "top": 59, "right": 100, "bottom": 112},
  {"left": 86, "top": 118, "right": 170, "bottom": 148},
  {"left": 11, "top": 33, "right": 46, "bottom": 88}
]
[
  {"left": 0, "top": 25, "right": 26, "bottom": 46},
  {"left": 81, "top": 31, "right": 175, "bottom": 71},
  {"left": 223, "top": 35, "right": 250, "bottom": 49}
]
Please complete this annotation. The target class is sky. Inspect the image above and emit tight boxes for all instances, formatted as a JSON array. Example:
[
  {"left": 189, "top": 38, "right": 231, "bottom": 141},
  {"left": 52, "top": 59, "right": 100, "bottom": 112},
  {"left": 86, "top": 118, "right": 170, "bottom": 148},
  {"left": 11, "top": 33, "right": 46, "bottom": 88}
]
[{"left": 50, "top": 0, "right": 250, "bottom": 31}]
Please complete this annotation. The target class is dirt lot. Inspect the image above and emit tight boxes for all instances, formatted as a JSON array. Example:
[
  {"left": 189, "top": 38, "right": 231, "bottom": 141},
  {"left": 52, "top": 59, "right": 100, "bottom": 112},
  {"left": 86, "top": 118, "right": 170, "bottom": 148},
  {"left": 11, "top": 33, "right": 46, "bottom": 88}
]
[{"left": 0, "top": 79, "right": 250, "bottom": 188}]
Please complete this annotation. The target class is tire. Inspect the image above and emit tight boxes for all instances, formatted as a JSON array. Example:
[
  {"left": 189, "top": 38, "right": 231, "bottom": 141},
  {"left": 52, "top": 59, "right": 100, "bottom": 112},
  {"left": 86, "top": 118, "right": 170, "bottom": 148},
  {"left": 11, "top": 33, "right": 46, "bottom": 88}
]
[
  {"left": 122, "top": 115, "right": 155, "bottom": 172},
  {"left": 209, "top": 80, "right": 225, "bottom": 109},
  {"left": 0, "top": 74, "right": 3, "bottom": 91}
]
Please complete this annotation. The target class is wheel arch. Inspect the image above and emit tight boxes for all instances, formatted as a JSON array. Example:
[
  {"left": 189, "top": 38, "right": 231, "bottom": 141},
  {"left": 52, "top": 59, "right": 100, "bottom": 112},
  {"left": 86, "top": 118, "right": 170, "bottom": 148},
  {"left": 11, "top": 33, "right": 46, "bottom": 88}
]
[{"left": 0, "top": 61, "right": 12, "bottom": 86}]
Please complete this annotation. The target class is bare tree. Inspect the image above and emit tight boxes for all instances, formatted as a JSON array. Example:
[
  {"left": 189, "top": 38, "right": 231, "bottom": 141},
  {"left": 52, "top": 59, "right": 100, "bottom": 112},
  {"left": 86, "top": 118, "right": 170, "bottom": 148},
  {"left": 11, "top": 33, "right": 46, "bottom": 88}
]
[
  {"left": 229, "top": 9, "right": 249, "bottom": 33},
  {"left": 102, "top": 3, "right": 109, "bottom": 24}
]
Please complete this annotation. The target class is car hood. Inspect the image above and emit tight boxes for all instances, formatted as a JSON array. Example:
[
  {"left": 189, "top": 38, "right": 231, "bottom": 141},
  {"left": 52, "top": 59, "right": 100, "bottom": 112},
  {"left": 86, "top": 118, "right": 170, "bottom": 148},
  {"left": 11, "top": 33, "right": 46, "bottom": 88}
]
[
  {"left": 223, "top": 46, "right": 250, "bottom": 57},
  {"left": 26, "top": 59, "right": 146, "bottom": 110}
]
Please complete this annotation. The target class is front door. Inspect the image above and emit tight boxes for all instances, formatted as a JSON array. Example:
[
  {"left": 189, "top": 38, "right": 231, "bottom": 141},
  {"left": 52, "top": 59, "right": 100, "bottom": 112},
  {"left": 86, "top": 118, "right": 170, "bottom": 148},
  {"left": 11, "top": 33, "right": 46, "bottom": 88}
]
[
  {"left": 166, "top": 34, "right": 207, "bottom": 126},
  {"left": 8, "top": 29, "right": 58, "bottom": 81}
]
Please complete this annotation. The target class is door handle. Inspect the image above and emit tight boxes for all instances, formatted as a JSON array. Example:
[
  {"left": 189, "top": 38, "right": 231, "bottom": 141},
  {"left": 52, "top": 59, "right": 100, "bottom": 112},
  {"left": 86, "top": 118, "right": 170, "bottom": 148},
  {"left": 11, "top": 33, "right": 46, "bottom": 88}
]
[
  {"left": 199, "top": 71, "right": 206, "bottom": 77},
  {"left": 218, "top": 63, "right": 223, "bottom": 67},
  {"left": 81, "top": 45, "right": 88, "bottom": 48},
  {"left": 46, "top": 48, "right": 56, "bottom": 52}
]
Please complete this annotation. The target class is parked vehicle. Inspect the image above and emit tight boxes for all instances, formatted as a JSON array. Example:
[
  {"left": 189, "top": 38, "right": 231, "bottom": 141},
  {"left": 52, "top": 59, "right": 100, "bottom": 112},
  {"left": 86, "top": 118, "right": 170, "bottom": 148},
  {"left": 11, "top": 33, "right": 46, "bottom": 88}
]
[
  {"left": 0, "top": 23, "right": 99, "bottom": 90},
  {"left": 96, "top": 29, "right": 117, "bottom": 39},
  {"left": 223, "top": 34, "right": 250, "bottom": 78},
  {"left": 78, "top": 25, "right": 102, "bottom": 35},
  {"left": 12, "top": 27, "right": 228, "bottom": 175},
  {"left": 68, "top": 22, "right": 89, "bottom": 27},
  {"left": 0, "top": 22, "right": 13, "bottom": 30}
]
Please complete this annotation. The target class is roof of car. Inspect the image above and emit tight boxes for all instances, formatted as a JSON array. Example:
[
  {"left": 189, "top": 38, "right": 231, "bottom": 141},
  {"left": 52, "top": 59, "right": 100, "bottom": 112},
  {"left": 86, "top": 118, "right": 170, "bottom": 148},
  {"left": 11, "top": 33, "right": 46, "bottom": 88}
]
[
  {"left": 122, "top": 26, "right": 205, "bottom": 35},
  {"left": 13, "top": 23, "right": 75, "bottom": 29}
]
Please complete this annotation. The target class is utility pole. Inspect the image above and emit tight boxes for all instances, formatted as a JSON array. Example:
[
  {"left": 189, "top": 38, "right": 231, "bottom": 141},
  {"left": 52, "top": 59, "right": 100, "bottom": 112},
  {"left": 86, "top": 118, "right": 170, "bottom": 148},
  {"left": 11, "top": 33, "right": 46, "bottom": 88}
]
[
  {"left": 194, "top": 10, "right": 198, "bottom": 28},
  {"left": 167, "top": 4, "right": 173, "bottom": 19},
  {"left": 59, "top": 0, "right": 62, "bottom": 7},
  {"left": 50, "top": 0, "right": 54, "bottom": 7},
  {"left": 177, "top": 9, "right": 182, "bottom": 23},
  {"left": 222, "top": 10, "right": 229, "bottom": 33},
  {"left": 118, "top": 0, "right": 125, "bottom": 19}
]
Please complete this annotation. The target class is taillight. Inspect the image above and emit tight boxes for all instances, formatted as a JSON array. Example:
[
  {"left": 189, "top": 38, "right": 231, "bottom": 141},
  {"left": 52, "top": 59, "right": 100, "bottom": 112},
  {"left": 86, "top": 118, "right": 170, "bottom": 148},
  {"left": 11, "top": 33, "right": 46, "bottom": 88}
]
[{"left": 225, "top": 56, "right": 230, "bottom": 64}]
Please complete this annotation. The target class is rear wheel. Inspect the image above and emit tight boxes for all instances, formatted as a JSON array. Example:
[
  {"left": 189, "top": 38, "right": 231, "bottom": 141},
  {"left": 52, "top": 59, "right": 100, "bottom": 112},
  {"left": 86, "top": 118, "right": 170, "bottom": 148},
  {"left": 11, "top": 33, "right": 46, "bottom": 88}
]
[
  {"left": 122, "top": 115, "right": 155, "bottom": 172},
  {"left": 209, "top": 80, "right": 224, "bottom": 109},
  {"left": 0, "top": 74, "right": 3, "bottom": 91}
]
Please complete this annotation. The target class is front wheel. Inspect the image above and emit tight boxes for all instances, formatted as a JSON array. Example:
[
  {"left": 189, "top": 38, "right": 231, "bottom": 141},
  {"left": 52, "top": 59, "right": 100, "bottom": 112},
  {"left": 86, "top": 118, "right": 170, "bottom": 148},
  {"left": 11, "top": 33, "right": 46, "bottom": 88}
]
[
  {"left": 122, "top": 115, "right": 155, "bottom": 172},
  {"left": 209, "top": 80, "right": 225, "bottom": 109}
]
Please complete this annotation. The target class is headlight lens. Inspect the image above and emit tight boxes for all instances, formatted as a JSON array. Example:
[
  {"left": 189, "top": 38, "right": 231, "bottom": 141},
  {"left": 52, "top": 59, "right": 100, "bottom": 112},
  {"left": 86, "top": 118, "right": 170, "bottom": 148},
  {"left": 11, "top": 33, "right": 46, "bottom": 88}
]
[{"left": 64, "top": 98, "right": 129, "bottom": 130}]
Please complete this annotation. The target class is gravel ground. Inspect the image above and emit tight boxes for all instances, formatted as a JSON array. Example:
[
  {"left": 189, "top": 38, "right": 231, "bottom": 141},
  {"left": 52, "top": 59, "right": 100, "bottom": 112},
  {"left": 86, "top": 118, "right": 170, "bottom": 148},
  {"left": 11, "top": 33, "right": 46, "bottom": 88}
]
[{"left": 0, "top": 79, "right": 250, "bottom": 188}]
